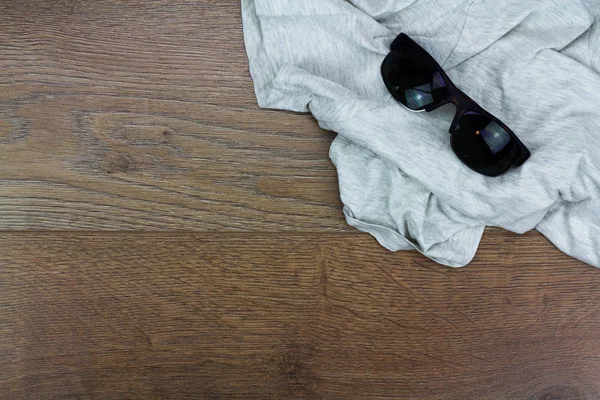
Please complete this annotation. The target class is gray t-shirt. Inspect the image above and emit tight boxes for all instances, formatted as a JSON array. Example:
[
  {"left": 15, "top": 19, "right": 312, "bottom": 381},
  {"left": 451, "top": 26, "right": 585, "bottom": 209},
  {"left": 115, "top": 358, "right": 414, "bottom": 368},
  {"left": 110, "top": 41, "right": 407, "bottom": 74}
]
[{"left": 241, "top": 0, "right": 600, "bottom": 268}]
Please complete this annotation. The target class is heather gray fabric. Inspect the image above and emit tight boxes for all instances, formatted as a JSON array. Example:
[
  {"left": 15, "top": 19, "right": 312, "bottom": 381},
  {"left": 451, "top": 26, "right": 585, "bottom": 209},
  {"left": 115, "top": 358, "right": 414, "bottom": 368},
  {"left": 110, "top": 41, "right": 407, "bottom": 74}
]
[{"left": 241, "top": 0, "right": 600, "bottom": 267}]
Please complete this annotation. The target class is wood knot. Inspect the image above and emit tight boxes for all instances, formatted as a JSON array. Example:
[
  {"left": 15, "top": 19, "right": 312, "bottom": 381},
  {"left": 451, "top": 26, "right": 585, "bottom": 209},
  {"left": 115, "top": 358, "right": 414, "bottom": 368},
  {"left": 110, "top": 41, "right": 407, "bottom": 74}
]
[
  {"left": 287, "top": 367, "right": 297, "bottom": 378},
  {"left": 279, "top": 350, "right": 307, "bottom": 382},
  {"left": 104, "top": 153, "right": 133, "bottom": 174}
]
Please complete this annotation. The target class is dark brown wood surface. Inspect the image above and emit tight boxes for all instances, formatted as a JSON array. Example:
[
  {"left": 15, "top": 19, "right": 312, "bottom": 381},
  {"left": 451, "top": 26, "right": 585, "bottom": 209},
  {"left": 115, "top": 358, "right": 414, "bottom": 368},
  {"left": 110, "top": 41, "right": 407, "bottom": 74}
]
[
  {"left": 0, "top": 0, "right": 342, "bottom": 231},
  {"left": 0, "top": 1, "right": 598, "bottom": 399}
]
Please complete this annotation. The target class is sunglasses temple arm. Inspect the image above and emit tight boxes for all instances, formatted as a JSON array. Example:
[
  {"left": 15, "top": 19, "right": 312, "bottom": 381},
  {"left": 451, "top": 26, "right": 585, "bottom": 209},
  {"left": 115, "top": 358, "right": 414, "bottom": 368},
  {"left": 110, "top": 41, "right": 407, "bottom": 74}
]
[{"left": 448, "top": 109, "right": 466, "bottom": 133}]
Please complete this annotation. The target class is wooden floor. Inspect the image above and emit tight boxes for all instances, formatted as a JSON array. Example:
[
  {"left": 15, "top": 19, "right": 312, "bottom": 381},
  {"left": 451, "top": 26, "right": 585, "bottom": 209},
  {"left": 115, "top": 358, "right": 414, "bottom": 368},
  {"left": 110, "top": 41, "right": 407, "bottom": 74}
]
[{"left": 0, "top": 1, "right": 599, "bottom": 399}]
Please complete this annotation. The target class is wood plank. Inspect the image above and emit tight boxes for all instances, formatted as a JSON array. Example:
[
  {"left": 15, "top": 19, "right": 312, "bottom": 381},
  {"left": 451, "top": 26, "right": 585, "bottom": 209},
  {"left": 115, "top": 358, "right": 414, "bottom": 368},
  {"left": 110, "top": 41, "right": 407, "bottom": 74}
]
[
  {"left": 1, "top": 230, "right": 598, "bottom": 399},
  {"left": 0, "top": 0, "right": 345, "bottom": 230}
]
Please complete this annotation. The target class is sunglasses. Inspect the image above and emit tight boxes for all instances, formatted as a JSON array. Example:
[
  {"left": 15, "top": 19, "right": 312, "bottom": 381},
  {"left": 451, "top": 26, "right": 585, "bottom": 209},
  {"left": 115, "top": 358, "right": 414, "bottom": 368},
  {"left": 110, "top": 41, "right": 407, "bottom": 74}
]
[{"left": 381, "top": 33, "right": 530, "bottom": 176}]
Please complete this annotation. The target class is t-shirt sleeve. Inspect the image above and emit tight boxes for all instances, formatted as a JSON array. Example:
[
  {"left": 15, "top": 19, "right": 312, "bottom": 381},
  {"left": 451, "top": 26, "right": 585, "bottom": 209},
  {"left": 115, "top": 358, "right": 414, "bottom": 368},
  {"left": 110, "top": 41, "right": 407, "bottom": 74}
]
[{"left": 537, "top": 187, "right": 600, "bottom": 268}]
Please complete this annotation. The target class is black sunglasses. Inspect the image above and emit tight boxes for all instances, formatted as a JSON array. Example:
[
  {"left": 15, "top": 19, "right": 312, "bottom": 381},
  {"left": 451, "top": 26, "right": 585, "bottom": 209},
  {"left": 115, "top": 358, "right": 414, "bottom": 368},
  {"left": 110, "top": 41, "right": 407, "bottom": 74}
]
[{"left": 381, "top": 33, "right": 530, "bottom": 177}]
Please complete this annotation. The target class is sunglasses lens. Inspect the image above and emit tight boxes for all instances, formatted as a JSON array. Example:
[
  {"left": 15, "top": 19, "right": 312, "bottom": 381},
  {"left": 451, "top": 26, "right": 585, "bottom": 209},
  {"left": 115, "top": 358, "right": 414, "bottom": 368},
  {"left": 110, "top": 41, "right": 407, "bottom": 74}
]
[
  {"left": 451, "top": 112, "right": 518, "bottom": 176},
  {"left": 381, "top": 52, "right": 447, "bottom": 111}
]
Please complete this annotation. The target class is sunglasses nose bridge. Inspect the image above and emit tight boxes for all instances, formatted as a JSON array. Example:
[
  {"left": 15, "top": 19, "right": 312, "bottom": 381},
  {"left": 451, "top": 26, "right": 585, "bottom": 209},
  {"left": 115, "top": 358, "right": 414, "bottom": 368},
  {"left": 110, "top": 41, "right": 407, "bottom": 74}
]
[{"left": 448, "top": 107, "right": 466, "bottom": 133}]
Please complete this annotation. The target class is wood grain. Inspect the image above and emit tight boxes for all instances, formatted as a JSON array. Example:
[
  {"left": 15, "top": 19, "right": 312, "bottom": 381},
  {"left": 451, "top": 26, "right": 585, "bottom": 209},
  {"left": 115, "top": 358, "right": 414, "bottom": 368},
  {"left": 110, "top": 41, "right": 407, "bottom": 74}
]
[
  {"left": 0, "top": 231, "right": 598, "bottom": 400},
  {"left": 1, "top": 1, "right": 598, "bottom": 399},
  {"left": 0, "top": 0, "right": 344, "bottom": 231}
]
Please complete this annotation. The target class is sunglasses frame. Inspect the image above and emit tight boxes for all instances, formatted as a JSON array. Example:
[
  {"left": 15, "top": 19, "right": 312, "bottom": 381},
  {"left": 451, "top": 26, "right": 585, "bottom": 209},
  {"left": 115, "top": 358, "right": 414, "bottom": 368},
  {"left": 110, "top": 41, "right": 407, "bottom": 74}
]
[{"left": 382, "top": 33, "right": 530, "bottom": 176}]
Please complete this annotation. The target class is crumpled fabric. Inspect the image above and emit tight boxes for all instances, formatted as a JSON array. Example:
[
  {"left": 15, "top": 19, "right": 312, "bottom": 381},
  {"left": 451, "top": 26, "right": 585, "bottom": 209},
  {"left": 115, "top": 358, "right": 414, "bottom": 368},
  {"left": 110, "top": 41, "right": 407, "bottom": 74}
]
[{"left": 241, "top": 0, "right": 600, "bottom": 267}]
